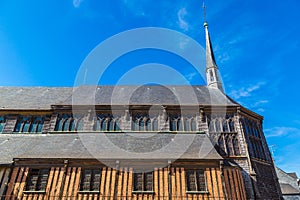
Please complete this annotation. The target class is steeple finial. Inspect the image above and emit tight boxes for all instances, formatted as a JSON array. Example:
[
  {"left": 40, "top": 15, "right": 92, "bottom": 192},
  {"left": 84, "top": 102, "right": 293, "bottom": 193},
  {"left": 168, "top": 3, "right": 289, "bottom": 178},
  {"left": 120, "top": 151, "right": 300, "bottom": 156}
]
[
  {"left": 203, "top": 3, "right": 224, "bottom": 92},
  {"left": 203, "top": 1, "right": 207, "bottom": 23}
]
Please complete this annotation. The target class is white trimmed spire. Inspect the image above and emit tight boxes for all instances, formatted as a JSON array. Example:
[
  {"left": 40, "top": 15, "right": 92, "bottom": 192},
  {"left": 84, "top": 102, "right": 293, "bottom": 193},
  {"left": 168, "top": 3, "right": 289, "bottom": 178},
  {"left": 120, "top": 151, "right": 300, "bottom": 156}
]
[{"left": 204, "top": 21, "right": 224, "bottom": 92}]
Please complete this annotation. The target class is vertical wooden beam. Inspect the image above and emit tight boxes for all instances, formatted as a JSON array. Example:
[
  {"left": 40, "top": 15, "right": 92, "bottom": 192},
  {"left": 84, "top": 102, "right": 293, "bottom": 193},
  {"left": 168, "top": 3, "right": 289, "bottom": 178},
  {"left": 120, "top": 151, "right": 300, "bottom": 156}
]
[
  {"left": 211, "top": 168, "right": 219, "bottom": 198},
  {"left": 5, "top": 167, "right": 20, "bottom": 200},
  {"left": 171, "top": 168, "right": 176, "bottom": 200},
  {"left": 104, "top": 168, "right": 112, "bottom": 200},
  {"left": 237, "top": 170, "right": 246, "bottom": 200},
  {"left": 180, "top": 168, "right": 186, "bottom": 199},
  {"left": 73, "top": 167, "right": 81, "bottom": 199},
  {"left": 122, "top": 168, "right": 128, "bottom": 199},
  {"left": 163, "top": 168, "right": 169, "bottom": 200},
  {"left": 27, "top": 193, "right": 33, "bottom": 200},
  {"left": 154, "top": 168, "right": 159, "bottom": 200},
  {"left": 223, "top": 168, "right": 231, "bottom": 199},
  {"left": 127, "top": 168, "right": 133, "bottom": 200},
  {"left": 55, "top": 167, "right": 65, "bottom": 199},
  {"left": 49, "top": 167, "right": 60, "bottom": 200},
  {"left": 233, "top": 169, "right": 241, "bottom": 200},
  {"left": 13, "top": 167, "right": 25, "bottom": 200},
  {"left": 100, "top": 167, "right": 107, "bottom": 199},
  {"left": 228, "top": 169, "right": 237, "bottom": 200},
  {"left": 45, "top": 167, "right": 55, "bottom": 200},
  {"left": 62, "top": 167, "right": 71, "bottom": 200},
  {"left": 159, "top": 168, "right": 163, "bottom": 199},
  {"left": 38, "top": 193, "right": 44, "bottom": 200},
  {"left": 110, "top": 169, "right": 117, "bottom": 200},
  {"left": 66, "top": 167, "right": 76, "bottom": 200},
  {"left": 216, "top": 168, "right": 224, "bottom": 199},
  {"left": 33, "top": 194, "right": 38, "bottom": 200},
  {"left": 0, "top": 168, "right": 10, "bottom": 197},
  {"left": 205, "top": 168, "right": 213, "bottom": 199},
  {"left": 175, "top": 168, "right": 181, "bottom": 200},
  {"left": 116, "top": 168, "right": 123, "bottom": 200},
  {"left": 17, "top": 167, "right": 29, "bottom": 199}
]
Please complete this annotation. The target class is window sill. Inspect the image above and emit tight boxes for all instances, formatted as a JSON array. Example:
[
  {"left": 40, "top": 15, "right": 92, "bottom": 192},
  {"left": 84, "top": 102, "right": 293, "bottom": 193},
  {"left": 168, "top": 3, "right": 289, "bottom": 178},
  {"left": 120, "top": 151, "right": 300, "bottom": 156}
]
[
  {"left": 23, "top": 191, "right": 46, "bottom": 194},
  {"left": 132, "top": 191, "right": 154, "bottom": 194},
  {"left": 78, "top": 191, "right": 100, "bottom": 194},
  {"left": 186, "top": 191, "right": 209, "bottom": 194}
]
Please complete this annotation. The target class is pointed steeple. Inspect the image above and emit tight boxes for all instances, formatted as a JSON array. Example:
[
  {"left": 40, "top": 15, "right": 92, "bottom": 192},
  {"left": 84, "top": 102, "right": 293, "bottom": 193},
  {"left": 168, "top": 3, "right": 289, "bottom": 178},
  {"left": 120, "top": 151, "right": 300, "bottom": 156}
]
[{"left": 203, "top": 11, "right": 224, "bottom": 92}]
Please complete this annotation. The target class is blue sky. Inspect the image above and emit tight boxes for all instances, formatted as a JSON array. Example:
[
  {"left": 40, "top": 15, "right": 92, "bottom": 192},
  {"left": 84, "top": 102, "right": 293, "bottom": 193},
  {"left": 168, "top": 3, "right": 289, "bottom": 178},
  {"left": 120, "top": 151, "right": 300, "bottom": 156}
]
[{"left": 1, "top": 0, "right": 300, "bottom": 175}]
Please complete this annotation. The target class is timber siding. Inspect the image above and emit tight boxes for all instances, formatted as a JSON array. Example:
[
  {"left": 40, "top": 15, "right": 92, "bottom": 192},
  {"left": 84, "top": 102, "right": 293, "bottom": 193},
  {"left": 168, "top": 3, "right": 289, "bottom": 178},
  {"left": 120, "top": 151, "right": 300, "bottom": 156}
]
[
  {"left": 3, "top": 165, "right": 246, "bottom": 200},
  {"left": 0, "top": 168, "right": 10, "bottom": 198}
]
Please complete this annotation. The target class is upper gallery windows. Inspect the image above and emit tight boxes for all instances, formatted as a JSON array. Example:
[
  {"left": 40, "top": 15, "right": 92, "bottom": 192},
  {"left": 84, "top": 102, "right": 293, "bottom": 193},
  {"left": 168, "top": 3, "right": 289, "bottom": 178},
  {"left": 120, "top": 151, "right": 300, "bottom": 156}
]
[{"left": 14, "top": 116, "right": 44, "bottom": 133}]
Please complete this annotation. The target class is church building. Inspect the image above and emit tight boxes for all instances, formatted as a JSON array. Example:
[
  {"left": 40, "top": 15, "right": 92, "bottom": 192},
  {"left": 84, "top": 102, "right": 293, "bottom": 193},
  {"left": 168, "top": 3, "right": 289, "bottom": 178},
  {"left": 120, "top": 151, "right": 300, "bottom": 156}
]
[{"left": 0, "top": 19, "right": 282, "bottom": 199}]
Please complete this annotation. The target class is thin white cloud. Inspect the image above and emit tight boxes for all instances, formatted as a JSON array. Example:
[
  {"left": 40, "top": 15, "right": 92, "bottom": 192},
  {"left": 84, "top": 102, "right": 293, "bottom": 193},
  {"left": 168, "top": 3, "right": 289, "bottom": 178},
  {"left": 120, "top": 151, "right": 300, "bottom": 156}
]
[
  {"left": 253, "top": 100, "right": 269, "bottom": 107},
  {"left": 229, "top": 81, "right": 265, "bottom": 99},
  {"left": 177, "top": 8, "right": 189, "bottom": 31},
  {"left": 265, "top": 127, "right": 300, "bottom": 138},
  {"left": 186, "top": 72, "right": 197, "bottom": 81},
  {"left": 73, "top": 0, "right": 84, "bottom": 8}
]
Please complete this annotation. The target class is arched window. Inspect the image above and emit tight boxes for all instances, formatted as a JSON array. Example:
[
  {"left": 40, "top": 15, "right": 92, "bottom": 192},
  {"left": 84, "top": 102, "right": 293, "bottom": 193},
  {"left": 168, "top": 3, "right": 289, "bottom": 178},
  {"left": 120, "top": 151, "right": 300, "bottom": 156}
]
[
  {"left": 114, "top": 118, "right": 121, "bottom": 131},
  {"left": 210, "top": 70, "right": 214, "bottom": 81},
  {"left": 177, "top": 118, "right": 183, "bottom": 131},
  {"left": 63, "top": 118, "right": 70, "bottom": 131},
  {"left": 218, "top": 135, "right": 226, "bottom": 156},
  {"left": 146, "top": 118, "right": 151, "bottom": 131},
  {"left": 29, "top": 116, "right": 43, "bottom": 133},
  {"left": 225, "top": 135, "right": 233, "bottom": 156},
  {"left": 229, "top": 119, "right": 235, "bottom": 132},
  {"left": 222, "top": 120, "right": 229, "bottom": 132},
  {"left": 139, "top": 118, "right": 145, "bottom": 131},
  {"left": 14, "top": 116, "right": 44, "bottom": 133},
  {"left": 70, "top": 119, "right": 76, "bottom": 131},
  {"left": 215, "top": 119, "right": 221, "bottom": 132},
  {"left": 75, "top": 118, "right": 83, "bottom": 131},
  {"left": 152, "top": 118, "right": 158, "bottom": 131},
  {"left": 232, "top": 135, "right": 240, "bottom": 156},
  {"left": 191, "top": 118, "right": 197, "bottom": 131},
  {"left": 170, "top": 118, "right": 177, "bottom": 131},
  {"left": 208, "top": 119, "right": 215, "bottom": 132},
  {"left": 108, "top": 118, "right": 115, "bottom": 131}
]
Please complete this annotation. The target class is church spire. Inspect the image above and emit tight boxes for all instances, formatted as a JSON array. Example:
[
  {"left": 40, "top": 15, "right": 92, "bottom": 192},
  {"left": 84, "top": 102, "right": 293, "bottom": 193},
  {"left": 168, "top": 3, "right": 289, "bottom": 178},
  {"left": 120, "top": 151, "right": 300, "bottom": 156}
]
[{"left": 203, "top": 3, "right": 224, "bottom": 92}]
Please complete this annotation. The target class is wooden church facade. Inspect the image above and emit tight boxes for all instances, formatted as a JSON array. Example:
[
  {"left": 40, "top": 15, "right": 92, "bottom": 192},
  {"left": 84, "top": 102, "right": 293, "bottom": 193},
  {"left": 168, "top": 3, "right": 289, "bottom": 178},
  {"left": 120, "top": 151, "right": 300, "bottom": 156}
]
[{"left": 0, "top": 19, "right": 282, "bottom": 200}]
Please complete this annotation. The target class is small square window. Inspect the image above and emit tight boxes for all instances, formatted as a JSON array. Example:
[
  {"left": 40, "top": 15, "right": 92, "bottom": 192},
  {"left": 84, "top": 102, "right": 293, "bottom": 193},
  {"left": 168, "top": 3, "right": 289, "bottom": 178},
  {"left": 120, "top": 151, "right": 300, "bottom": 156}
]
[
  {"left": 80, "top": 169, "right": 101, "bottom": 192},
  {"left": 26, "top": 169, "right": 49, "bottom": 192},
  {"left": 186, "top": 169, "right": 206, "bottom": 192},
  {"left": 133, "top": 172, "right": 153, "bottom": 192}
]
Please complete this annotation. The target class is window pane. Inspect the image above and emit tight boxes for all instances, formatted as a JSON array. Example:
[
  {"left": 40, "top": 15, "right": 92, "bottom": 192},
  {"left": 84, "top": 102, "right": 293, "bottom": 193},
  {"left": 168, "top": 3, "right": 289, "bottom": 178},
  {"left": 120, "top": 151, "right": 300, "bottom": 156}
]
[
  {"left": 23, "top": 122, "right": 30, "bottom": 132},
  {"left": 91, "top": 170, "right": 101, "bottom": 191},
  {"left": 144, "top": 172, "right": 153, "bottom": 191},
  {"left": 26, "top": 169, "right": 49, "bottom": 191},
  {"left": 186, "top": 170, "right": 197, "bottom": 191},
  {"left": 29, "top": 121, "right": 37, "bottom": 133},
  {"left": 146, "top": 119, "right": 151, "bottom": 131},
  {"left": 178, "top": 119, "right": 183, "bottom": 131},
  {"left": 191, "top": 119, "right": 196, "bottom": 131},
  {"left": 134, "top": 173, "right": 143, "bottom": 191},
  {"left": 63, "top": 120, "right": 70, "bottom": 131},
  {"left": 77, "top": 119, "right": 83, "bottom": 131},
  {"left": 196, "top": 170, "right": 206, "bottom": 191}
]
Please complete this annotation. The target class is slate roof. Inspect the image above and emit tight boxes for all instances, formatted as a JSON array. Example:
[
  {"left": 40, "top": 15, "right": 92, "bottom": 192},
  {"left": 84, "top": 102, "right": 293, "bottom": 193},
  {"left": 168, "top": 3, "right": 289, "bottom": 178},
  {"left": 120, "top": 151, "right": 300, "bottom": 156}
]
[
  {"left": 0, "top": 87, "right": 73, "bottom": 110},
  {"left": 0, "top": 86, "right": 236, "bottom": 109},
  {"left": 0, "top": 133, "right": 222, "bottom": 164},
  {"left": 280, "top": 183, "right": 300, "bottom": 195}
]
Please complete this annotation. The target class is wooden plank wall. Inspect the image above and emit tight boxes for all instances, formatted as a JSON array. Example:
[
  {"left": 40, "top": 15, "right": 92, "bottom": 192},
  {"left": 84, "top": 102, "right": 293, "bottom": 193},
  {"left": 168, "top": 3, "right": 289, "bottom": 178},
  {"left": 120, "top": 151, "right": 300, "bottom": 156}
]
[
  {"left": 223, "top": 168, "right": 247, "bottom": 200},
  {"left": 3, "top": 166, "right": 245, "bottom": 200},
  {"left": 0, "top": 167, "right": 10, "bottom": 198}
]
